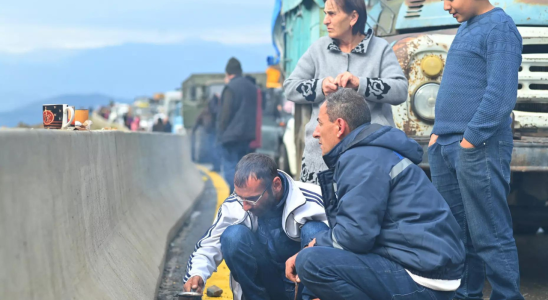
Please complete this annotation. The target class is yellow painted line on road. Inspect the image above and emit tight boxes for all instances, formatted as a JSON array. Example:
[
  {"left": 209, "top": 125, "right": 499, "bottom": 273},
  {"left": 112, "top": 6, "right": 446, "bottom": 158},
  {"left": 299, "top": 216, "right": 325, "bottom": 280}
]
[{"left": 195, "top": 165, "right": 234, "bottom": 300}]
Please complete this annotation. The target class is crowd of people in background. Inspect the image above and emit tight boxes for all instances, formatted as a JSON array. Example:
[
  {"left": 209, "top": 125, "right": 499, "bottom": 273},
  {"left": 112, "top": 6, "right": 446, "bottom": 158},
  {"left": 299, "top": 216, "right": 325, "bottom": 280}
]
[
  {"left": 152, "top": 117, "right": 172, "bottom": 133},
  {"left": 92, "top": 100, "right": 175, "bottom": 133},
  {"left": 192, "top": 57, "right": 263, "bottom": 190}
]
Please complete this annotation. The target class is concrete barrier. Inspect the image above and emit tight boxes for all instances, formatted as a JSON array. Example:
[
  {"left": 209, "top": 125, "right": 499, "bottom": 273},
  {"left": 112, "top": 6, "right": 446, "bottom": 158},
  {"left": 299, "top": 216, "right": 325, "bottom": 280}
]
[{"left": 0, "top": 129, "right": 204, "bottom": 300}]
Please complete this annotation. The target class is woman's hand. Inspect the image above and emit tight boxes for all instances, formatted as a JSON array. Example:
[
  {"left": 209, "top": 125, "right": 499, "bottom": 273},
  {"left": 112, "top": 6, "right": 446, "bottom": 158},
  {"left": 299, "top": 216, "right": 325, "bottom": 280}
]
[
  {"left": 428, "top": 134, "right": 438, "bottom": 147},
  {"left": 322, "top": 77, "right": 338, "bottom": 96},
  {"left": 335, "top": 72, "right": 360, "bottom": 90}
]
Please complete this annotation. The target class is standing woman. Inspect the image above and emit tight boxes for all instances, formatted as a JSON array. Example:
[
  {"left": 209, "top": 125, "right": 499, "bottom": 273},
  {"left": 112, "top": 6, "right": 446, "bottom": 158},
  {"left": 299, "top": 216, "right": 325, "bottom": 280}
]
[{"left": 284, "top": 0, "right": 408, "bottom": 184}]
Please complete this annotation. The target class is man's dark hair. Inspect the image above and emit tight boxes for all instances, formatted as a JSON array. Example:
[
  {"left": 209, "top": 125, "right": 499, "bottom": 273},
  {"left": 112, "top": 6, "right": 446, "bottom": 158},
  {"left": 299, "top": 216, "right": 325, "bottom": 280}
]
[
  {"left": 234, "top": 153, "right": 279, "bottom": 188},
  {"left": 325, "top": 88, "right": 371, "bottom": 131},
  {"left": 225, "top": 57, "right": 243, "bottom": 76},
  {"left": 324, "top": 0, "right": 368, "bottom": 36}
]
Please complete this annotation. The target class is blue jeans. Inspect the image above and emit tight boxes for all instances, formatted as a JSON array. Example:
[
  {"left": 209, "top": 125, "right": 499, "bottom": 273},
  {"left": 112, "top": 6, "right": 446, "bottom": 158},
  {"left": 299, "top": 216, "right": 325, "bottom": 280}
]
[
  {"left": 295, "top": 247, "right": 454, "bottom": 300},
  {"left": 221, "top": 142, "right": 250, "bottom": 192},
  {"left": 428, "top": 137, "right": 523, "bottom": 300},
  {"left": 221, "top": 221, "right": 329, "bottom": 300}
]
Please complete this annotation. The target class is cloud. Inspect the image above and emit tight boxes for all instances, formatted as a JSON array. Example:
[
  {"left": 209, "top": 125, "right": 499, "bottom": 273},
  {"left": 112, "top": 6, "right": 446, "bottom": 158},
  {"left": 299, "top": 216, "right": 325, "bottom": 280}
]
[
  {"left": 0, "top": 0, "right": 274, "bottom": 54},
  {"left": 0, "top": 22, "right": 271, "bottom": 54}
]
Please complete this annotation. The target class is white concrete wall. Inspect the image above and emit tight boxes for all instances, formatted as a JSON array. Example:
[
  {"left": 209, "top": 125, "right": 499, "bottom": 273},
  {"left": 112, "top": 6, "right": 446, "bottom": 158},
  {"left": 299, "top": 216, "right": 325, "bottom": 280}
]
[{"left": 0, "top": 130, "right": 204, "bottom": 300}]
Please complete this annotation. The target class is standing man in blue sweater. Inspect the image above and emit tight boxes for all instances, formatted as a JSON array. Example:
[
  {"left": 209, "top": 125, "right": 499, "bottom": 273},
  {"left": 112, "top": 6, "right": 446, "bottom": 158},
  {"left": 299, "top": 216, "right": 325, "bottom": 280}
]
[{"left": 428, "top": 1, "right": 523, "bottom": 299}]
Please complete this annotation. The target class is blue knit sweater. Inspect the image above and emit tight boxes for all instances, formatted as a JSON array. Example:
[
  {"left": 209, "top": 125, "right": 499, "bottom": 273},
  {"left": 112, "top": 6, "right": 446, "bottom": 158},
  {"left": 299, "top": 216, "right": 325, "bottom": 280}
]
[{"left": 432, "top": 8, "right": 522, "bottom": 146}]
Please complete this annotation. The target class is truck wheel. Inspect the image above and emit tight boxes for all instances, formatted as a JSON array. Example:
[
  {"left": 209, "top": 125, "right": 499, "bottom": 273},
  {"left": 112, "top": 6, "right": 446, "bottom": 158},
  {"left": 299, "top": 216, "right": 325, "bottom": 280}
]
[
  {"left": 513, "top": 224, "right": 540, "bottom": 235},
  {"left": 278, "top": 144, "right": 291, "bottom": 175}
]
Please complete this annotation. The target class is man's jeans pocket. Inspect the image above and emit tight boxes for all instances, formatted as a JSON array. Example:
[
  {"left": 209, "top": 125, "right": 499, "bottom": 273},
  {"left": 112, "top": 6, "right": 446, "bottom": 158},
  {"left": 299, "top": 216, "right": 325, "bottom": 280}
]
[
  {"left": 499, "top": 141, "right": 513, "bottom": 184},
  {"left": 458, "top": 142, "right": 485, "bottom": 165}
]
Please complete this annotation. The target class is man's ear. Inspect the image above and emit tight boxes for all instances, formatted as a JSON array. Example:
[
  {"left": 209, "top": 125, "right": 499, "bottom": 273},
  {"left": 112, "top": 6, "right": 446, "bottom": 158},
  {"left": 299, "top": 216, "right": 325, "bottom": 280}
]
[
  {"left": 335, "top": 118, "right": 349, "bottom": 138},
  {"left": 273, "top": 176, "right": 283, "bottom": 192}
]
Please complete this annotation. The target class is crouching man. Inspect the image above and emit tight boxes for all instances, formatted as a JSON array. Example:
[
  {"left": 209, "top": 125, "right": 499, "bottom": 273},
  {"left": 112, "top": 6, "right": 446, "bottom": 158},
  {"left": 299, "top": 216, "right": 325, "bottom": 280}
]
[
  {"left": 183, "top": 153, "right": 328, "bottom": 300},
  {"left": 286, "top": 89, "right": 465, "bottom": 300}
]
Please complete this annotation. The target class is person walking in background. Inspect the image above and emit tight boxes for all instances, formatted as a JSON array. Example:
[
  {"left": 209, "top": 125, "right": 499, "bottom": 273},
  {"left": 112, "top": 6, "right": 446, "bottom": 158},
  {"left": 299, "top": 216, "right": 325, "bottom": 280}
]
[
  {"left": 152, "top": 118, "right": 164, "bottom": 132},
  {"left": 191, "top": 94, "right": 222, "bottom": 171},
  {"left": 283, "top": 0, "right": 408, "bottom": 185},
  {"left": 217, "top": 57, "right": 257, "bottom": 192},
  {"left": 266, "top": 57, "right": 284, "bottom": 90},
  {"left": 123, "top": 107, "right": 133, "bottom": 130},
  {"left": 208, "top": 94, "right": 222, "bottom": 171},
  {"left": 131, "top": 115, "right": 140, "bottom": 131},
  {"left": 192, "top": 98, "right": 215, "bottom": 163},
  {"left": 428, "top": 1, "right": 523, "bottom": 299},
  {"left": 163, "top": 117, "right": 172, "bottom": 133}
]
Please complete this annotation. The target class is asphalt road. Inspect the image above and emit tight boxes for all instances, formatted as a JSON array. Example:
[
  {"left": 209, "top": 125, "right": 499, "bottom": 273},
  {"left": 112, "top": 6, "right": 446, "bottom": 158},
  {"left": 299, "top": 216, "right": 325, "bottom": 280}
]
[
  {"left": 158, "top": 175, "right": 548, "bottom": 299},
  {"left": 157, "top": 177, "right": 218, "bottom": 300}
]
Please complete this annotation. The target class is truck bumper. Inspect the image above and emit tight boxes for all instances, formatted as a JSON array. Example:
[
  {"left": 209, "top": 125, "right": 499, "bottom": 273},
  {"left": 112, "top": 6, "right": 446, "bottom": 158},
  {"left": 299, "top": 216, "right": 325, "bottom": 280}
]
[{"left": 414, "top": 136, "right": 548, "bottom": 172}]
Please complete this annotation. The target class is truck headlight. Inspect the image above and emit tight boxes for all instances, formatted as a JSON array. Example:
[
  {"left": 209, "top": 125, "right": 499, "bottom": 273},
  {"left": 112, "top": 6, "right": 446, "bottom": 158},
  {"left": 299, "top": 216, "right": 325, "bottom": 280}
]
[{"left": 413, "top": 83, "right": 439, "bottom": 122}]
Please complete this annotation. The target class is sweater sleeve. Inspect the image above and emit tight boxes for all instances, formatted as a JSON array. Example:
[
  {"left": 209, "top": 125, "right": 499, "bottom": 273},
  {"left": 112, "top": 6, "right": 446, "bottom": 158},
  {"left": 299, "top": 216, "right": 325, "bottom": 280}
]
[
  {"left": 283, "top": 48, "right": 326, "bottom": 105},
  {"left": 463, "top": 23, "right": 522, "bottom": 146},
  {"left": 357, "top": 42, "right": 408, "bottom": 105},
  {"left": 314, "top": 153, "right": 389, "bottom": 253}
]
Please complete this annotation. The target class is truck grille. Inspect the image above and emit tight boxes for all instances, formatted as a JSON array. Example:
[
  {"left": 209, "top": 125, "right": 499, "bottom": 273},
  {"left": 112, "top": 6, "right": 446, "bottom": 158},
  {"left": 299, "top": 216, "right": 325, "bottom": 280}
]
[
  {"left": 515, "top": 103, "right": 548, "bottom": 113},
  {"left": 517, "top": 44, "right": 548, "bottom": 104}
]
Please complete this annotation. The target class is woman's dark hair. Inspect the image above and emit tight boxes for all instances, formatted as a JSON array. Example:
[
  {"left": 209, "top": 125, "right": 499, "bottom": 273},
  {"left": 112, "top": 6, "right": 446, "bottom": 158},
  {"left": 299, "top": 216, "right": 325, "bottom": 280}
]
[{"left": 324, "top": 0, "right": 368, "bottom": 36}]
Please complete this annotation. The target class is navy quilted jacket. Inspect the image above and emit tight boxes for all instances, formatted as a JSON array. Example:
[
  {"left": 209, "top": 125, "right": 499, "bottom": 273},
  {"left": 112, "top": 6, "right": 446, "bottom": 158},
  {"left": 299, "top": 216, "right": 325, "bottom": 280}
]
[{"left": 315, "top": 123, "right": 465, "bottom": 280}]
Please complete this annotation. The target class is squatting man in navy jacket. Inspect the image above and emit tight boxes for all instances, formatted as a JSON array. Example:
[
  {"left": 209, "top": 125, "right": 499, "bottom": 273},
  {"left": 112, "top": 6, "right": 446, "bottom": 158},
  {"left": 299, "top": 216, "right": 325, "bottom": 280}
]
[{"left": 285, "top": 88, "right": 466, "bottom": 300}]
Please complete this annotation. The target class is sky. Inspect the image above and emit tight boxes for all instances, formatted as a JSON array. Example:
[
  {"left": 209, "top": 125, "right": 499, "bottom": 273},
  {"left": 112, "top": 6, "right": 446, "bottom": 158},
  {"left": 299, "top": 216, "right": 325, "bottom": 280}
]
[
  {"left": 0, "top": 0, "right": 274, "bottom": 54},
  {"left": 0, "top": 0, "right": 276, "bottom": 112}
]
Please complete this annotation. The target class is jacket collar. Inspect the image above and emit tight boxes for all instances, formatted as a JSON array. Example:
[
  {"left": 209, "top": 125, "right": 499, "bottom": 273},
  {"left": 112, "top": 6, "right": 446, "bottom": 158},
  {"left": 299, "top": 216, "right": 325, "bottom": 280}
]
[
  {"left": 280, "top": 170, "right": 308, "bottom": 233},
  {"left": 228, "top": 75, "right": 242, "bottom": 83},
  {"left": 327, "top": 28, "right": 373, "bottom": 54},
  {"left": 322, "top": 123, "right": 385, "bottom": 169},
  {"left": 235, "top": 170, "right": 302, "bottom": 228},
  {"left": 280, "top": 170, "right": 305, "bottom": 217},
  {"left": 234, "top": 171, "right": 317, "bottom": 237}
]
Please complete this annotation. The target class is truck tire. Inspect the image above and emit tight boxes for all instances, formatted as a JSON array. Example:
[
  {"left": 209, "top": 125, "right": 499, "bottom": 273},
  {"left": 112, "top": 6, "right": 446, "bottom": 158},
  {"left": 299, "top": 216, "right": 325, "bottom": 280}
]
[{"left": 278, "top": 143, "right": 291, "bottom": 175}]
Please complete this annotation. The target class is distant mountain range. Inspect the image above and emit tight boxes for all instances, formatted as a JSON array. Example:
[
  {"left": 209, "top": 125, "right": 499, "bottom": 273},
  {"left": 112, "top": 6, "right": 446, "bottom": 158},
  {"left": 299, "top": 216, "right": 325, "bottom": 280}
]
[
  {"left": 0, "top": 94, "right": 131, "bottom": 127},
  {"left": 0, "top": 39, "right": 274, "bottom": 125}
]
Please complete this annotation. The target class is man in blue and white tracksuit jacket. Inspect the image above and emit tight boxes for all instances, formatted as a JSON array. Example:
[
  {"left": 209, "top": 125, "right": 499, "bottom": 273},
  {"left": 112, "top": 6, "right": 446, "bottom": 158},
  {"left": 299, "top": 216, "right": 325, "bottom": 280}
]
[
  {"left": 291, "top": 89, "right": 465, "bottom": 300},
  {"left": 183, "top": 154, "right": 328, "bottom": 300}
]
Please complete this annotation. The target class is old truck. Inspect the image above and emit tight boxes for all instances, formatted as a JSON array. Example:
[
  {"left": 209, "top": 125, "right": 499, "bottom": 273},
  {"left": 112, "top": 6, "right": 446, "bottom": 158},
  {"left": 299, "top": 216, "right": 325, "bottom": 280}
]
[{"left": 274, "top": 0, "right": 548, "bottom": 233}]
